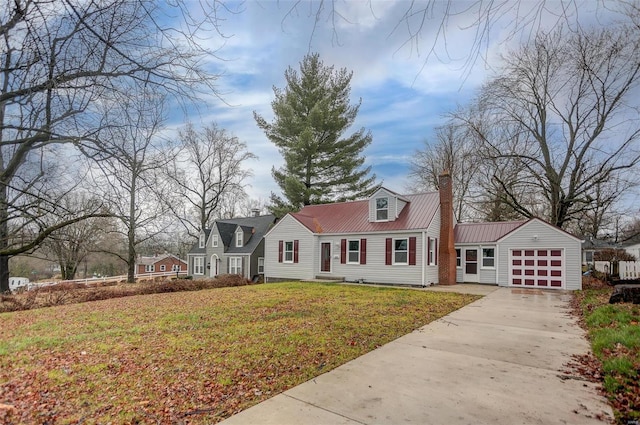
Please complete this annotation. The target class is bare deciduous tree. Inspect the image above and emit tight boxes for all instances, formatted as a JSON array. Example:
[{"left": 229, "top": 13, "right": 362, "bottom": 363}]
[
  {"left": 460, "top": 25, "right": 640, "bottom": 229},
  {"left": 408, "top": 121, "right": 480, "bottom": 221},
  {"left": 166, "top": 122, "right": 256, "bottom": 237},
  {"left": 0, "top": 0, "right": 223, "bottom": 292},
  {"left": 88, "top": 87, "right": 172, "bottom": 283},
  {"left": 42, "top": 195, "right": 110, "bottom": 280}
]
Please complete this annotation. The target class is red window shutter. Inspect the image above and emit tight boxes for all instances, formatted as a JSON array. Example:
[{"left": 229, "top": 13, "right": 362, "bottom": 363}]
[
  {"left": 409, "top": 237, "right": 417, "bottom": 265},
  {"left": 385, "top": 238, "right": 392, "bottom": 265},
  {"left": 360, "top": 238, "right": 367, "bottom": 264},
  {"left": 293, "top": 240, "right": 299, "bottom": 263},
  {"left": 278, "top": 240, "right": 283, "bottom": 263},
  {"left": 341, "top": 239, "right": 347, "bottom": 264},
  {"left": 435, "top": 238, "right": 438, "bottom": 265}
]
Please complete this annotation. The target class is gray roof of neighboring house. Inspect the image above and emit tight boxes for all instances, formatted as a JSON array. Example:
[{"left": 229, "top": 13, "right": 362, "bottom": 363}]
[
  {"left": 581, "top": 237, "right": 618, "bottom": 250},
  {"left": 188, "top": 215, "right": 276, "bottom": 255},
  {"left": 188, "top": 228, "right": 211, "bottom": 254},
  {"left": 220, "top": 215, "right": 276, "bottom": 254},
  {"left": 454, "top": 220, "right": 527, "bottom": 244}
]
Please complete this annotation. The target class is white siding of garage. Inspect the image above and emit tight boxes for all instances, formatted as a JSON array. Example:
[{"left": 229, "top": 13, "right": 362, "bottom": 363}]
[
  {"left": 454, "top": 244, "right": 498, "bottom": 284},
  {"left": 264, "top": 215, "right": 315, "bottom": 281},
  {"left": 497, "top": 219, "right": 582, "bottom": 290}
]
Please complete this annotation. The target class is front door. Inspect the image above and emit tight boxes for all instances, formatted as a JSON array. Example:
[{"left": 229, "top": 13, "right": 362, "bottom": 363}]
[
  {"left": 463, "top": 249, "right": 479, "bottom": 282},
  {"left": 210, "top": 255, "right": 218, "bottom": 277},
  {"left": 321, "top": 242, "right": 331, "bottom": 272}
]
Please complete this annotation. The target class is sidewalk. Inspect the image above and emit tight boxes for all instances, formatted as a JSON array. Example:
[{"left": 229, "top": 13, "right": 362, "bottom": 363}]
[{"left": 220, "top": 286, "right": 613, "bottom": 425}]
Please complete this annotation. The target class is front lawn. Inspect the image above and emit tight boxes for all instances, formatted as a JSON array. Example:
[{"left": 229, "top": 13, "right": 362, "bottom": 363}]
[
  {"left": 573, "top": 279, "right": 640, "bottom": 424},
  {"left": 0, "top": 282, "right": 479, "bottom": 424}
]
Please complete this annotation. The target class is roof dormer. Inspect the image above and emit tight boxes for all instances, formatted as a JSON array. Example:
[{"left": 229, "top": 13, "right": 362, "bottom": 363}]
[{"left": 368, "top": 187, "right": 409, "bottom": 223}]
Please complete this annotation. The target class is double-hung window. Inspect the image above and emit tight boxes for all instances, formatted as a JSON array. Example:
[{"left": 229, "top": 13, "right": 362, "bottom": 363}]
[
  {"left": 236, "top": 231, "right": 243, "bottom": 247},
  {"left": 394, "top": 238, "right": 408, "bottom": 265},
  {"left": 145, "top": 264, "right": 155, "bottom": 272},
  {"left": 193, "top": 257, "right": 204, "bottom": 275},
  {"left": 428, "top": 238, "right": 437, "bottom": 265},
  {"left": 229, "top": 257, "right": 242, "bottom": 275},
  {"left": 284, "top": 241, "right": 294, "bottom": 263},
  {"left": 376, "top": 197, "right": 388, "bottom": 221},
  {"left": 258, "top": 257, "right": 264, "bottom": 274},
  {"left": 198, "top": 233, "right": 205, "bottom": 248},
  {"left": 482, "top": 248, "right": 495, "bottom": 268},
  {"left": 456, "top": 249, "right": 461, "bottom": 268},
  {"left": 212, "top": 235, "right": 218, "bottom": 247},
  {"left": 348, "top": 240, "right": 360, "bottom": 263}
]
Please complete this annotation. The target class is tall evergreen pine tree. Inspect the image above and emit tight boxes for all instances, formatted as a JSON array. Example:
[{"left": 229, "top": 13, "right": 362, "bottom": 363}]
[{"left": 255, "top": 53, "right": 378, "bottom": 217}]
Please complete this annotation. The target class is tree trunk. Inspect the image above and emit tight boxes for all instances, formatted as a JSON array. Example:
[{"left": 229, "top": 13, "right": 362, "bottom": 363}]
[
  {"left": 127, "top": 173, "right": 137, "bottom": 283},
  {"left": 0, "top": 182, "right": 9, "bottom": 293}
]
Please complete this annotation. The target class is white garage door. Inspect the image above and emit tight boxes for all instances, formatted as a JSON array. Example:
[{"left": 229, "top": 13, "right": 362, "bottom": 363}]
[{"left": 510, "top": 249, "right": 564, "bottom": 288}]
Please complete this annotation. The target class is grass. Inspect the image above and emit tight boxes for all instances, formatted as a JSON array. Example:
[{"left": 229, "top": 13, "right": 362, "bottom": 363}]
[
  {"left": 575, "top": 284, "right": 640, "bottom": 424},
  {"left": 0, "top": 281, "right": 479, "bottom": 424}
]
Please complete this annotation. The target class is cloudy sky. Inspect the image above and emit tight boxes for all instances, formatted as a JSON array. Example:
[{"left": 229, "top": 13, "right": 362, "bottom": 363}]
[{"left": 172, "top": 0, "right": 613, "bottom": 202}]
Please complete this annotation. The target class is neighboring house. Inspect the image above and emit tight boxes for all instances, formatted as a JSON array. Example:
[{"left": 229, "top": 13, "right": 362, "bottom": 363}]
[
  {"left": 581, "top": 237, "right": 618, "bottom": 266},
  {"left": 623, "top": 241, "right": 640, "bottom": 261},
  {"left": 264, "top": 173, "right": 583, "bottom": 290},
  {"left": 187, "top": 214, "right": 276, "bottom": 280},
  {"left": 135, "top": 254, "right": 187, "bottom": 275}
]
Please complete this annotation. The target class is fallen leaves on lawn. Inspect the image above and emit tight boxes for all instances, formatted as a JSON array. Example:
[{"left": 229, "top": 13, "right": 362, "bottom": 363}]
[{"left": 1, "top": 282, "right": 479, "bottom": 424}]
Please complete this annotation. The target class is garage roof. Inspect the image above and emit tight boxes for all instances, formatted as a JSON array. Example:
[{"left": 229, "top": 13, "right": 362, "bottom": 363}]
[{"left": 455, "top": 220, "right": 527, "bottom": 243}]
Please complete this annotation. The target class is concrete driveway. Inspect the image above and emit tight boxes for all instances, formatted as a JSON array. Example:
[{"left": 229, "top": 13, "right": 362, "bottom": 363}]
[{"left": 220, "top": 286, "right": 613, "bottom": 425}]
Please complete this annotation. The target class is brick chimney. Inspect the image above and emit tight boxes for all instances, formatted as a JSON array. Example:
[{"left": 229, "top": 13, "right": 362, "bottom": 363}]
[{"left": 438, "top": 171, "right": 457, "bottom": 285}]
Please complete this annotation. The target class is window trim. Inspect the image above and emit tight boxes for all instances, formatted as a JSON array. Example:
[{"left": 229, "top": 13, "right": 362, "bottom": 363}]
[
  {"left": 258, "top": 257, "right": 265, "bottom": 274},
  {"left": 347, "top": 239, "right": 360, "bottom": 264},
  {"left": 199, "top": 233, "right": 205, "bottom": 248},
  {"left": 229, "top": 256, "right": 242, "bottom": 275},
  {"left": 428, "top": 238, "right": 437, "bottom": 266},
  {"left": 236, "top": 231, "right": 243, "bottom": 247},
  {"left": 144, "top": 264, "right": 155, "bottom": 272},
  {"left": 284, "top": 241, "right": 294, "bottom": 263},
  {"left": 482, "top": 247, "right": 495, "bottom": 269},
  {"left": 160, "top": 264, "right": 166, "bottom": 272},
  {"left": 193, "top": 257, "right": 204, "bottom": 275},
  {"left": 375, "top": 197, "right": 389, "bottom": 221},
  {"left": 212, "top": 234, "right": 218, "bottom": 247},
  {"left": 393, "top": 238, "right": 409, "bottom": 265},
  {"left": 455, "top": 248, "right": 462, "bottom": 268}
]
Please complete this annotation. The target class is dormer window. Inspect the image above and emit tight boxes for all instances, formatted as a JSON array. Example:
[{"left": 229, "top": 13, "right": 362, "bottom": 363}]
[
  {"left": 199, "top": 232, "right": 205, "bottom": 248},
  {"left": 376, "top": 197, "right": 388, "bottom": 221},
  {"left": 236, "top": 230, "right": 243, "bottom": 247}
]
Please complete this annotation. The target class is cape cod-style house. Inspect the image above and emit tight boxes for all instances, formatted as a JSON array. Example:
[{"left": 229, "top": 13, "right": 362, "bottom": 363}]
[
  {"left": 187, "top": 213, "right": 276, "bottom": 280},
  {"left": 263, "top": 173, "right": 583, "bottom": 290}
]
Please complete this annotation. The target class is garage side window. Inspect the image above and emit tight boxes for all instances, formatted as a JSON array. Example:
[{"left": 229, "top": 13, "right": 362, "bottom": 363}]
[
  {"left": 482, "top": 248, "right": 495, "bottom": 268},
  {"left": 455, "top": 249, "right": 461, "bottom": 268}
]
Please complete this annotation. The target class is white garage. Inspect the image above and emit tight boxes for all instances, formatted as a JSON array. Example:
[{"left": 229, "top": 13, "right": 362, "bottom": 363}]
[{"left": 455, "top": 218, "right": 583, "bottom": 290}]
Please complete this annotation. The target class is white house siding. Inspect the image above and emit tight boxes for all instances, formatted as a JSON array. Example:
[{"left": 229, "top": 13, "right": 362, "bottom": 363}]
[
  {"left": 317, "top": 232, "right": 425, "bottom": 285},
  {"left": 498, "top": 220, "right": 582, "bottom": 290},
  {"left": 264, "top": 215, "right": 315, "bottom": 281},
  {"left": 454, "top": 244, "right": 497, "bottom": 284},
  {"left": 424, "top": 207, "right": 442, "bottom": 285},
  {"left": 368, "top": 188, "right": 402, "bottom": 222},
  {"left": 625, "top": 243, "right": 640, "bottom": 260}
]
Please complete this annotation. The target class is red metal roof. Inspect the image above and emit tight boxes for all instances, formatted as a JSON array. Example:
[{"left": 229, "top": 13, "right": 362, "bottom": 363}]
[
  {"left": 454, "top": 220, "right": 527, "bottom": 243},
  {"left": 290, "top": 191, "right": 441, "bottom": 234}
]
